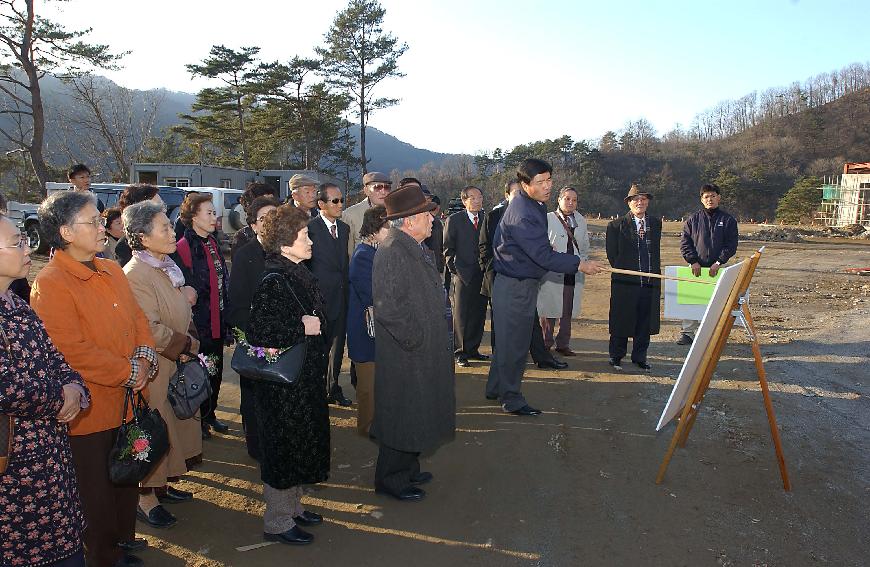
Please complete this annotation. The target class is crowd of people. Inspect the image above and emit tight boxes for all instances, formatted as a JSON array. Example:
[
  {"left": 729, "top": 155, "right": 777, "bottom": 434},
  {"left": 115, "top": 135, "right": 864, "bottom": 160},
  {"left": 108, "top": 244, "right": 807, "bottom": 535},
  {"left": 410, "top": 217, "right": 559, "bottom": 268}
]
[{"left": 0, "top": 158, "right": 738, "bottom": 566}]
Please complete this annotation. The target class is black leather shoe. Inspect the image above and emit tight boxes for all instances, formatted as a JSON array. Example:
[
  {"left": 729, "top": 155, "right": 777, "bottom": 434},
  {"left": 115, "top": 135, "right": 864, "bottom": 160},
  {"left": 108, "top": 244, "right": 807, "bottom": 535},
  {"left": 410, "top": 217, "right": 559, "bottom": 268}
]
[
  {"left": 115, "top": 554, "right": 144, "bottom": 567},
  {"left": 136, "top": 504, "right": 177, "bottom": 529},
  {"left": 509, "top": 405, "right": 543, "bottom": 416},
  {"left": 292, "top": 510, "right": 323, "bottom": 526},
  {"left": 608, "top": 358, "right": 623, "bottom": 371},
  {"left": 375, "top": 485, "right": 426, "bottom": 501},
  {"left": 456, "top": 357, "right": 470, "bottom": 368},
  {"left": 201, "top": 424, "right": 212, "bottom": 440},
  {"left": 205, "top": 417, "right": 229, "bottom": 433},
  {"left": 158, "top": 486, "right": 193, "bottom": 504},
  {"left": 410, "top": 471, "right": 433, "bottom": 485},
  {"left": 676, "top": 334, "right": 693, "bottom": 345},
  {"left": 537, "top": 359, "right": 568, "bottom": 370},
  {"left": 327, "top": 385, "right": 353, "bottom": 407},
  {"left": 118, "top": 539, "right": 147, "bottom": 553},
  {"left": 633, "top": 360, "right": 652, "bottom": 371},
  {"left": 468, "top": 352, "right": 490, "bottom": 361},
  {"left": 485, "top": 393, "right": 498, "bottom": 400},
  {"left": 264, "top": 525, "right": 314, "bottom": 545}
]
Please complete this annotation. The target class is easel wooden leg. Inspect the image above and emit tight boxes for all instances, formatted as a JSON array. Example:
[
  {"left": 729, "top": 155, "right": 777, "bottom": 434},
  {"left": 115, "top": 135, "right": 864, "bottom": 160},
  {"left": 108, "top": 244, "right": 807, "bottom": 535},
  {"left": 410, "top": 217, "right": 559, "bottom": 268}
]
[
  {"left": 656, "top": 400, "right": 695, "bottom": 484},
  {"left": 743, "top": 306, "right": 792, "bottom": 491}
]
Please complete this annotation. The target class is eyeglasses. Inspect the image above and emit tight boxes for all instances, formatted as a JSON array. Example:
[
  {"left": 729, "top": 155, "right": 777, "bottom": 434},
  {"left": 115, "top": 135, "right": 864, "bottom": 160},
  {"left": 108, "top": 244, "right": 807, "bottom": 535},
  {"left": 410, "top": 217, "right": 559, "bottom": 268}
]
[
  {"left": 0, "top": 235, "right": 28, "bottom": 250},
  {"left": 369, "top": 184, "right": 391, "bottom": 192},
  {"left": 322, "top": 197, "right": 344, "bottom": 204},
  {"left": 74, "top": 217, "right": 107, "bottom": 229}
]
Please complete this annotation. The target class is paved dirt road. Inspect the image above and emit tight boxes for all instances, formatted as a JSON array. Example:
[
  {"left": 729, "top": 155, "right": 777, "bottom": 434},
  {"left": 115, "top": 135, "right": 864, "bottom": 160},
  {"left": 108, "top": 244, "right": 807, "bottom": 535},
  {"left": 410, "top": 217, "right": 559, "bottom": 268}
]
[{"left": 96, "top": 229, "right": 868, "bottom": 566}]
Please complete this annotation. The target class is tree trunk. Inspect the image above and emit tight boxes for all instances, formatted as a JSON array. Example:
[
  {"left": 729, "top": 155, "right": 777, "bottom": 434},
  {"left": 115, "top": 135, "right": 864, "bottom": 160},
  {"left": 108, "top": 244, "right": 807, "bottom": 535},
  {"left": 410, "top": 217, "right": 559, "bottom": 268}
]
[
  {"left": 359, "top": 98, "right": 367, "bottom": 175},
  {"left": 22, "top": 0, "right": 50, "bottom": 195}
]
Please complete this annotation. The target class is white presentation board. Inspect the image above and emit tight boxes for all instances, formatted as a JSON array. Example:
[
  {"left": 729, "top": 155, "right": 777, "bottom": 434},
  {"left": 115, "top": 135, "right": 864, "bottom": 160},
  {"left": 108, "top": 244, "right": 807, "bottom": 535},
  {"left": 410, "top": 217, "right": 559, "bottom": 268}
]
[
  {"left": 662, "top": 266, "right": 707, "bottom": 321},
  {"left": 656, "top": 261, "right": 745, "bottom": 431}
]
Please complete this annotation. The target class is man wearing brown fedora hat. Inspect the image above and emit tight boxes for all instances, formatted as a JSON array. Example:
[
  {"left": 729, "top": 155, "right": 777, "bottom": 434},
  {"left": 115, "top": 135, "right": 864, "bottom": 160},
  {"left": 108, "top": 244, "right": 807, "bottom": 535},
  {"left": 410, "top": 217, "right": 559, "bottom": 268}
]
[
  {"left": 370, "top": 183, "right": 455, "bottom": 501},
  {"left": 605, "top": 184, "right": 662, "bottom": 371}
]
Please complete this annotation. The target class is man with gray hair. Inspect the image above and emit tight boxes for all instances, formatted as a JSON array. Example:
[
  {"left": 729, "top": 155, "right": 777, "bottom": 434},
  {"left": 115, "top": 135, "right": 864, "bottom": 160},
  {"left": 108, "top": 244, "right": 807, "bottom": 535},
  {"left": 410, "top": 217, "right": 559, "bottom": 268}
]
[
  {"left": 343, "top": 172, "right": 392, "bottom": 256},
  {"left": 371, "top": 183, "right": 455, "bottom": 502}
]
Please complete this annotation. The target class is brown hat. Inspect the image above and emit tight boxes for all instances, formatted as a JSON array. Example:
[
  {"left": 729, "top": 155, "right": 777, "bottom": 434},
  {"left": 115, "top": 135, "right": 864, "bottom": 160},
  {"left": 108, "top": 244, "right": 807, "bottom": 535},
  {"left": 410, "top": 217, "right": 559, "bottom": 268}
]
[
  {"left": 289, "top": 174, "right": 318, "bottom": 191},
  {"left": 384, "top": 184, "right": 437, "bottom": 220},
  {"left": 624, "top": 184, "right": 653, "bottom": 204},
  {"left": 363, "top": 171, "right": 391, "bottom": 185}
]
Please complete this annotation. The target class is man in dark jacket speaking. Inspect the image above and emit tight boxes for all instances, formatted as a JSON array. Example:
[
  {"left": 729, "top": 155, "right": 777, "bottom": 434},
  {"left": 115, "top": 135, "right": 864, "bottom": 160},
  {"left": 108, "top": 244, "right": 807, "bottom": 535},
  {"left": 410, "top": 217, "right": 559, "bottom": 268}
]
[
  {"left": 486, "top": 159, "right": 602, "bottom": 416},
  {"left": 677, "top": 183, "right": 739, "bottom": 345},
  {"left": 371, "top": 183, "right": 455, "bottom": 502}
]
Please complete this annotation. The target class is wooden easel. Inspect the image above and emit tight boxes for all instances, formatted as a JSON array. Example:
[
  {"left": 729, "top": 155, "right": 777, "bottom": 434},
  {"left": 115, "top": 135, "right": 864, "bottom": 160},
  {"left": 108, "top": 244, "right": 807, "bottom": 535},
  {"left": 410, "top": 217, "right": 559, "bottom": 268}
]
[{"left": 655, "top": 249, "right": 791, "bottom": 491}]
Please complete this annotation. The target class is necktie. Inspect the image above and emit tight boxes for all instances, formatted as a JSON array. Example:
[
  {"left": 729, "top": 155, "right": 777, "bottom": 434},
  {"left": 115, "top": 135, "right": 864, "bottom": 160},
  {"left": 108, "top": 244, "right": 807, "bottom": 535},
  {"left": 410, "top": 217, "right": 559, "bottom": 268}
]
[
  {"left": 637, "top": 218, "right": 645, "bottom": 240},
  {"left": 473, "top": 214, "right": 478, "bottom": 230},
  {"left": 330, "top": 224, "right": 337, "bottom": 239}
]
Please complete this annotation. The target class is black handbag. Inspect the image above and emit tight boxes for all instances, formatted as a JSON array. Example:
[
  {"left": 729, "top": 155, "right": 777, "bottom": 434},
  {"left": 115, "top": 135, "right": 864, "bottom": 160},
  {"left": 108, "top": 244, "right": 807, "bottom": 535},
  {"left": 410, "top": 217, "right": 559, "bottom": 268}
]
[
  {"left": 167, "top": 357, "right": 212, "bottom": 419},
  {"left": 230, "top": 273, "right": 308, "bottom": 385},
  {"left": 108, "top": 388, "right": 169, "bottom": 485}
]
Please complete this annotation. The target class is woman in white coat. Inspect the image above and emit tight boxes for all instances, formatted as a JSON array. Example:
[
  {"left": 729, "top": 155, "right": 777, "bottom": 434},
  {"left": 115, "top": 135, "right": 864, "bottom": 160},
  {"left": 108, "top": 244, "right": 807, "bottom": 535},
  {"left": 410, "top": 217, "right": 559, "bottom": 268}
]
[{"left": 537, "top": 186, "right": 590, "bottom": 356}]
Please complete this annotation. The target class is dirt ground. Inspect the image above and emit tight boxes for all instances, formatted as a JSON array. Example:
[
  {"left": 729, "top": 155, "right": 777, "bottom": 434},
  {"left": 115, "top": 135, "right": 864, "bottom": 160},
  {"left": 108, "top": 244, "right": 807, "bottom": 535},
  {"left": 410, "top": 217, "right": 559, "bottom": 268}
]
[{"left": 35, "top": 224, "right": 869, "bottom": 566}]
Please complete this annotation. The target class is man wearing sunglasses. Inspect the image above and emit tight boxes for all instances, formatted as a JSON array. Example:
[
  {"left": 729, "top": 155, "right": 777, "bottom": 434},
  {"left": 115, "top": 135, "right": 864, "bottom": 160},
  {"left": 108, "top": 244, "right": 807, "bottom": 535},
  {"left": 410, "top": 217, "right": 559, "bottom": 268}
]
[
  {"left": 344, "top": 172, "right": 392, "bottom": 257},
  {"left": 307, "top": 183, "right": 353, "bottom": 406}
]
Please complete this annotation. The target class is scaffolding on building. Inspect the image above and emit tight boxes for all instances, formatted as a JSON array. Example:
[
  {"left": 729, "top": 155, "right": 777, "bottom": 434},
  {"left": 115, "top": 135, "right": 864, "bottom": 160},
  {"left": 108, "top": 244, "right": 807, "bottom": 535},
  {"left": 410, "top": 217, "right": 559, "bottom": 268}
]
[{"left": 814, "top": 163, "right": 870, "bottom": 228}]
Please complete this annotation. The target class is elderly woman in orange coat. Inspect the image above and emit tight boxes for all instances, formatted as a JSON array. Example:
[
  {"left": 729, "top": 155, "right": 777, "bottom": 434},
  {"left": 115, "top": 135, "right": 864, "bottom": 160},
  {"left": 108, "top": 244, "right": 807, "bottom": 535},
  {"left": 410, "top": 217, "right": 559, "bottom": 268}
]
[{"left": 32, "top": 191, "right": 157, "bottom": 567}]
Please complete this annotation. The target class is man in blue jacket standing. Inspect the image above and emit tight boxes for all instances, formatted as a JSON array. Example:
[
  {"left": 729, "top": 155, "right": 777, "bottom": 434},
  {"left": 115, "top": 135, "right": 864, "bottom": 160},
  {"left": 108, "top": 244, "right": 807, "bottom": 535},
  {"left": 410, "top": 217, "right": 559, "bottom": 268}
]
[
  {"left": 486, "top": 159, "right": 603, "bottom": 416},
  {"left": 677, "top": 183, "right": 739, "bottom": 345}
]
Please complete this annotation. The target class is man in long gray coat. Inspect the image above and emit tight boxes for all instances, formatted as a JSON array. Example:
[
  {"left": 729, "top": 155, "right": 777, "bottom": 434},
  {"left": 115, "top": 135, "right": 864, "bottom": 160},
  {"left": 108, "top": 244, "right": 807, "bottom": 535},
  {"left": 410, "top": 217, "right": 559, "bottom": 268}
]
[{"left": 371, "top": 183, "right": 456, "bottom": 502}]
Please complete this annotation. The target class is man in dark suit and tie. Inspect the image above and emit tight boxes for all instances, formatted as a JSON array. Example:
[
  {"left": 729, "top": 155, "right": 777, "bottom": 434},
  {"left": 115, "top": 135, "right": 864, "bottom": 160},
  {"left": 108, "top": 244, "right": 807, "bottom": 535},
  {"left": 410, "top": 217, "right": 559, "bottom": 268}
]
[
  {"left": 444, "top": 185, "right": 489, "bottom": 368},
  {"left": 307, "top": 183, "right": 353, "bottom": 406}
]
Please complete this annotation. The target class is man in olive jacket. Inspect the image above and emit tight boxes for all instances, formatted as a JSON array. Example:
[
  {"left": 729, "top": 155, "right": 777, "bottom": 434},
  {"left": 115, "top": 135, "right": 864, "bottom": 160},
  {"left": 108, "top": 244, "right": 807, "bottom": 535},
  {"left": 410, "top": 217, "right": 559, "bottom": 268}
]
[{"left": 371, "top": 184, "right": 456, "bottom": 502}]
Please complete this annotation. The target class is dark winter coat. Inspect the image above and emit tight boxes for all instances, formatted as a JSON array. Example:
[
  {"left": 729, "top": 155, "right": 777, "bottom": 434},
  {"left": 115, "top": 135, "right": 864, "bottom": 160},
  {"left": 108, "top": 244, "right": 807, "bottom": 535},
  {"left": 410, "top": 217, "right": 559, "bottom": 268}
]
[
  {"left": 371, "top": 228, "right": 455, "bottom": 453},
  {"left": 425, "top": 216, "right": 445, "bottom": 274},
  {"left": 606, "top": 213, "right": 662, "bottom": 337},
  {"left": 680, "top": 208, "right": 739, "bottom": 267},
  {"left": 347, "top": 242, "right": 376, "bottom": 363},
  {"left": 0, "top": 292, "right": 89, "bottom": 567},
  {"left": 173, "top": 228, "right": 229, "bottom": 340},
  {"left": 226, "top": 238, "right": 265, "bottom": 332},
  {"left": 231, "top": 225, "right": 256, "bottom": 260},
  {"left": 478, "top": 201, "right": 507, "bottom": 298},
  {"left": 245, "top": 255, "right": 330, "bottom": 489}
]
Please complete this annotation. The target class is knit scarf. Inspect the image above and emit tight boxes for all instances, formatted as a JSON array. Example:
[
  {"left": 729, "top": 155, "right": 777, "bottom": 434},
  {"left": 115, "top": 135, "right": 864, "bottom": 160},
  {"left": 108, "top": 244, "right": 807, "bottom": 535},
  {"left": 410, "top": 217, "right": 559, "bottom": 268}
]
[{"left": 132, "top": 250, "right": 186, "bottom": 288}]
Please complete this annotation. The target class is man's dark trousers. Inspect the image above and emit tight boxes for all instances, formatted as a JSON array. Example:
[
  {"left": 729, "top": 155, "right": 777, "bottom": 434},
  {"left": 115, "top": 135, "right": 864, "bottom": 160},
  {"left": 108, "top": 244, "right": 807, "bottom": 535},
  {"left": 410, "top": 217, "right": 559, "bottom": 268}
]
[
  {"left": 488, "top": 301, "right": 553, "bottom": 366},
  {"left": 375, "top": 444, "right": 421, "bottom": 495},
  {"left": 325, "top": 313, "right": 347, "bottom": 391},
  {"left": 608, "top": 285, "right": 653, "bottom": 363},
  {"left": 486, "top": 273, "right": 537, "bottom": 411},
  {"left": 452, "top": 272, "right": 487, "bottom": 358}
]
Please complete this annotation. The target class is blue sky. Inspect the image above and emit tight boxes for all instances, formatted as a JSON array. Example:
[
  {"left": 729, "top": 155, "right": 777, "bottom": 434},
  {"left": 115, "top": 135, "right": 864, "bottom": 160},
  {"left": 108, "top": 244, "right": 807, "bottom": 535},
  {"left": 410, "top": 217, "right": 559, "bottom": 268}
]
[{"left": 45, "top": 0, "right": 868, "bottom": 155}]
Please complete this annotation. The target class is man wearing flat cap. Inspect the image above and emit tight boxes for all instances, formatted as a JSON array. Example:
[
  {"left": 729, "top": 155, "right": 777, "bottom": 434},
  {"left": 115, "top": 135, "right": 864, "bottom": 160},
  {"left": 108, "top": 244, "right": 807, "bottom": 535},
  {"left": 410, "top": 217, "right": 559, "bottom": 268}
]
[
  {"left": 371, "top": 184, "right": 455, "bottom": 502},
  {"left": 344, "top": 172, "right": 392, "bottom": 256},
  {"left": 289, "top": 174, "right": 319, "bottom": 218},
  {"left": 605, "top": 184, "right": 662, "bottom": 372}
]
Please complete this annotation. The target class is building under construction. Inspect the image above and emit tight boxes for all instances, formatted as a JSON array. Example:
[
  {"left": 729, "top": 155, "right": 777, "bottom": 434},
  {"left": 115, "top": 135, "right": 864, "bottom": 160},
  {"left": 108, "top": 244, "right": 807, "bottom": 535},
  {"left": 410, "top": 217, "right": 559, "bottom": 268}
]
[{"left": 816, "top": 162, "right": 870, "bottom": 227}]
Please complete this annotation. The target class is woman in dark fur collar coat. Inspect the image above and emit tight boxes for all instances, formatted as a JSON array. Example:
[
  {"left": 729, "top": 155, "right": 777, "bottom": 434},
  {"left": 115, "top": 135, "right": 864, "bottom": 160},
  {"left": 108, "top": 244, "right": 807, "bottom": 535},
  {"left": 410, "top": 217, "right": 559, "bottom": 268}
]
[{"left": 244, "top": 204, "right": 330, "bottom": 546}]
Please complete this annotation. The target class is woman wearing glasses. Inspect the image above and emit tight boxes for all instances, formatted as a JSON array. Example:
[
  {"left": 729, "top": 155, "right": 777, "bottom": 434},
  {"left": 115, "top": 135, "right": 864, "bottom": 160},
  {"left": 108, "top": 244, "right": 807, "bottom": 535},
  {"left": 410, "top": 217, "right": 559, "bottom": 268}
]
[
  {"left": 31, "top": 191, "right": 158, "bottom": 567},
  {"left": 227, "top": 195, "right": 279, "bottom": 460},
  {"left": 0, "top": 214, "right": 91, "bottom": 567}
]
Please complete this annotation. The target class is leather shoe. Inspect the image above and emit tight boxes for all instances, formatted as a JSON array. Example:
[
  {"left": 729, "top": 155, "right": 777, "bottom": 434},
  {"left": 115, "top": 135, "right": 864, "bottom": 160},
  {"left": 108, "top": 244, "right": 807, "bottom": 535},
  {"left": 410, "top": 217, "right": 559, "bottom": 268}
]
[
  {"left": 608, "top": 358, "right": 623, "bottom": 371},
  {"left": 118, "top": 539, "right": 147, "bottom": 553},
  {"left": 676, "top": 334, "right": 693, "bottom": 345},
  {"left": 633, "top": 360, "right": 652, "bottom": 371},
  {"left": 508, "top": 405, "right": 543, "bottom": 416},
  {"left": 485, "top": 393, "right": 498, "bottom": 400},
  {"left": 375, "top": 485, "right": 426, "bottom": 501},
  {"left": 264, "top": 525, "right": 314, "bottom": 545},
  {"left": 115, "top": 554, "right": 144, "bottom": 567},
  {"left": 205, "top": 417, "right": 229, "bottom": 433},
  {"left": 537, "top": 359, "right": 568, "bottom": 370},
  {"left": 467, "top": 352, "right": 490, "bottom": 361},
  {"left": 327, "top": 385, "right": 353, "bottom": 407},
  {"left": 555, "top": 347, "right": 576, "bottom": 357},
  {"left": 136, "top": 504, "right": 177, "bottom": 529},
  {"left": 455, "top": 357, "right": 470, "bottom": 368},
  {"left": 292, "top": 510, "right": 323, "bottom": 526},
  {"left": 158, "top": 486, "right": 193, "bottom": 504},
  {"left": 410, "top": 471, "right": 433, "bottom": 485}
]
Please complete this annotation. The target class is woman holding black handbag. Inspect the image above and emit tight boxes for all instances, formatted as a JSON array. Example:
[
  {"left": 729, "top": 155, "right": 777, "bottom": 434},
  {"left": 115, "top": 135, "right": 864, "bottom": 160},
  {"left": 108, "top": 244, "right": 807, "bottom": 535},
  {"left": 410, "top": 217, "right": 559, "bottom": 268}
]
[
  {"left": 31, "top": 191, "right": 158, "bottom": 567},
  {"left": 123, "top": 201, "right": 203, "bottom": 530},
  {"left": 245, "top": 204, "right": 330, "bottom": 547}
]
